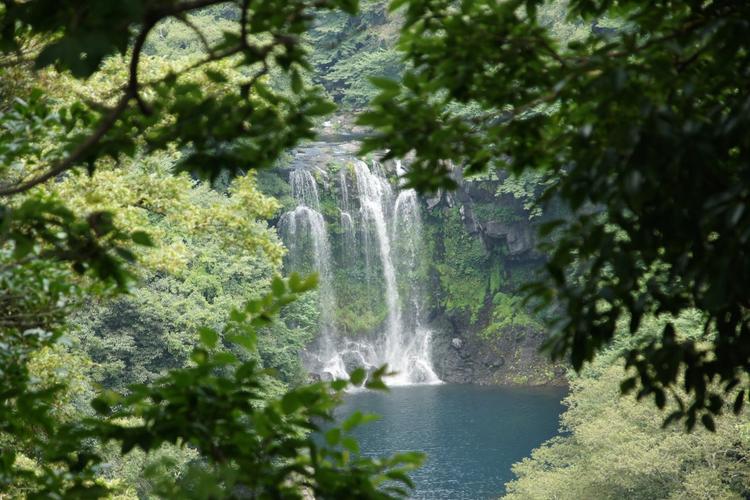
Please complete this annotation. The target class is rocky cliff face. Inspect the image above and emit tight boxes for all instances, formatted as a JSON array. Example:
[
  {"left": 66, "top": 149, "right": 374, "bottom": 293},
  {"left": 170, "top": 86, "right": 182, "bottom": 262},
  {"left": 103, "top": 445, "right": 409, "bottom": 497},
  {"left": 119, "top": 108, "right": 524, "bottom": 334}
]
[
  {"left": 431, "top": 320, "right": 566, "bottom": 385},
  {"left": 420, "top": 172, "right": 565, "bottom": 386}
]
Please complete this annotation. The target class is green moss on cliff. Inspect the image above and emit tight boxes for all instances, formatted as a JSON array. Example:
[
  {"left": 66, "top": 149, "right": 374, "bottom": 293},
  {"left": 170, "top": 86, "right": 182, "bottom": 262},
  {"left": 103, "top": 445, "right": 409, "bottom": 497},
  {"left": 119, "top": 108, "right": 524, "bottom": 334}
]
[
  {"left": 480, "top": 292, "right": 544, "bottom": 340},
  {"left": 434, "top": 207, "right": 489, "bottom": 323},
  {"left": 472, "top": 201, "right": 523, "bottom": 224}
]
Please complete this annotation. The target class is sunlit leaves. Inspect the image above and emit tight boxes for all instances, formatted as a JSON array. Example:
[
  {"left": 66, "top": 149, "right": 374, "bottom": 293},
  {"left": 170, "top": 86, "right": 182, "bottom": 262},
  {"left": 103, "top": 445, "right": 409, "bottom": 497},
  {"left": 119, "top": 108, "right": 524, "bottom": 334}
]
[
  {"left": 505, "top": 359, "right": 750, "bottom": 499},
  {"left": 130, "top": 230, "right": 153, "bottom": 247},
  {"left": 0, "top": 195, "right": 139, "bottom": 290},
  {"left": 0, "top": 91, "right": 99, "bottom": 182},
  {"left": 48, "top": 152, "right": 285, "bottom": 274}
]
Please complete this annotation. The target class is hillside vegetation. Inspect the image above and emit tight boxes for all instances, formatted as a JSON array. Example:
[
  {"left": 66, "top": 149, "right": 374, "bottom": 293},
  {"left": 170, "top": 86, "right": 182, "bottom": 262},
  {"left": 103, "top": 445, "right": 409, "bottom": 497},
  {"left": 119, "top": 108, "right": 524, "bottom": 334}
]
[{"left": 0, "top": 0, "right": 748, "bottom": 498}]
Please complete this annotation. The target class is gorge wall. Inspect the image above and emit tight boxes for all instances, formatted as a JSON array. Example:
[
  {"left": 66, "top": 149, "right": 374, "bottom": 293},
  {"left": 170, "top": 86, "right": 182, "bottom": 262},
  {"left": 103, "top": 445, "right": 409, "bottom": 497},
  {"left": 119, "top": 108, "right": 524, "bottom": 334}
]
[{"left": 259, "top": 136, "right": 565, "bottom": 386}]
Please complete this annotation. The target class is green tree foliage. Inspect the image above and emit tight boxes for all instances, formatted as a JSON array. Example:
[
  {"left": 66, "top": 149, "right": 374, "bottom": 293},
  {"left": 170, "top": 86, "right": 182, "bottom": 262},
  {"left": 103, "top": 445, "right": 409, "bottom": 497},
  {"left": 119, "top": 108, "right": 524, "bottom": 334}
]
[
  {"left": 505, "top": 313, "right": 750, "bottom": 499},
  {"left": 0, "top": 0, "right": 348, "bottom": 198},
  {"left": 0, "top": 1, "right": 423, "bottom": 496},
  {"left": 361, "top": 0, "right": 750, "bottom": 428},
  {"left": 1, "top": 277, "right": 422, "bottom": 497},
  {"left": 52, "top": 152, "right": 294, "bottom": 390},
  {"left": 307, "top": 0, "right": 404, "bottom": 107},
  {"left": 507, "top": 365, "right": 750, "bottom": 499}
]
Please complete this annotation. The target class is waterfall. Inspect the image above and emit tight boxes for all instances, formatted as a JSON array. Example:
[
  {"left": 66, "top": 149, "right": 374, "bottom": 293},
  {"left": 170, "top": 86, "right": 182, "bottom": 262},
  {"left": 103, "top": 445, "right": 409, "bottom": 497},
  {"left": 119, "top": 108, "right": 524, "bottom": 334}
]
[
  {"left": 394, "top": 188, "right": 423, "bottom": 324},
  {"left": 393, "top": 187, "right": 440, "bottom": 384},
  {"left": 353, "top": 160, "right": 402, "bottom": 362},
  {"left": 338, "top": 169, "right": 356, "bottom": 266},
  {"left": 279, "top": 170, "right": 338, "bottom": 368},
  {"left": 281, "top": 158, "right": 440, "bottom": 386},
  {"left": 291, "top": 168, "right": 322, "bottom": 209}
]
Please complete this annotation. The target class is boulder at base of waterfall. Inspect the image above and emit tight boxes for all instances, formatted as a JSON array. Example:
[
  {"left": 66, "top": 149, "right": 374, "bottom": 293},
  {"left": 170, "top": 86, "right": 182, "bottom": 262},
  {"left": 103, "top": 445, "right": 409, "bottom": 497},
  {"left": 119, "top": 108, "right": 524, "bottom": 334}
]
[{"left": 341, "top": 350, "right": 367, "bottom": 374}]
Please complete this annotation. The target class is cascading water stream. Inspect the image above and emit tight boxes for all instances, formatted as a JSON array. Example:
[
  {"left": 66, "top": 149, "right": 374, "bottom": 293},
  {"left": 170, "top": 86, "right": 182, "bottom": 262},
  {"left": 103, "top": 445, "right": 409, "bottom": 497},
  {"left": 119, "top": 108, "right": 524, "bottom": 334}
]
[
  {"left": 281, "top": 158, "right": 440, "bottom": 385},
  {"left": 391, "top": 179, "right": 440, "bottom": 384},
  {"left": 338, "top": 170, "right": 357, "bottom": 266},
  {"left": 279, "top": 170, "right": 338, "bottom": 366},
  {"left": 353, "top": 161, "right": 402, "bottom": 364}
]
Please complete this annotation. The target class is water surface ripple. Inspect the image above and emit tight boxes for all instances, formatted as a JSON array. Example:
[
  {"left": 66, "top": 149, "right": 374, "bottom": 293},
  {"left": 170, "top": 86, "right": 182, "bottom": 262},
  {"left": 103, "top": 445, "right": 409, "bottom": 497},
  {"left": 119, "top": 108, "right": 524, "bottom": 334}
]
[{"left": 336, "top": 384, "right": 566, "bottom": 499}]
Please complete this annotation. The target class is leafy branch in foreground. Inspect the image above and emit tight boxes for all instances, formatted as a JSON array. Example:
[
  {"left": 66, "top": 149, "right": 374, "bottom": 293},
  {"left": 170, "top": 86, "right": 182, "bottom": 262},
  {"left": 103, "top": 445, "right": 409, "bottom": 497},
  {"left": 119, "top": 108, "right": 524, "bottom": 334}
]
[
  {"left": 361, "top": 0, "right": 750, "bottom": 429},
  {"left": 1, "top": 274, "right": 422, "bottom": 498},
  {"left": 0, "top": 0, "right": 355, "bottom": 196},
  {"left": 0, "top": 1, "right": 425, "bottom": 496}
]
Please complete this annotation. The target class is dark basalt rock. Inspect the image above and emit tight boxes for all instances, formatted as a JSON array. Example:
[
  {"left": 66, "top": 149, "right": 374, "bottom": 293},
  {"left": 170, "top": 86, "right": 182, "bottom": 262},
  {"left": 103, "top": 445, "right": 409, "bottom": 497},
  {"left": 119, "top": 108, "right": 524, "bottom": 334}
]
[
  {"left": 426, "top": 193, "right": 443, "bottom": 210},
  {"left": 341, "top": 350, "right": 366, "bottom": 374},
  {"left": 459, "top": 204, "right": 481, "bottom": 235},
  {"left": 429, "top": 316, "right": 565, "bottom": 387},
  {"left": 481, "top": 220, "right": 535, "bottom": 256}
]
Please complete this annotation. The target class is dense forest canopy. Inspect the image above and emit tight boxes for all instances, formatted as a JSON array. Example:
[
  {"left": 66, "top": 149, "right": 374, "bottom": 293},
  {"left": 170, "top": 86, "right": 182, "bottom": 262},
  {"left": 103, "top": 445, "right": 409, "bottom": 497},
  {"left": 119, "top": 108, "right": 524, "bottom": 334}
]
[{"left": 0, "top": 0, "right": 748, "bottom": 497}]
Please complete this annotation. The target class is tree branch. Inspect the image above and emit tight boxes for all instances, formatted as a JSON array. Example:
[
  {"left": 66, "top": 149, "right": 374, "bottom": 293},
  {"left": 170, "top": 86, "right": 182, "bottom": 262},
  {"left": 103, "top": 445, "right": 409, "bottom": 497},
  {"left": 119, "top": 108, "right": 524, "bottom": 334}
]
[
  {"left": 0, "top": 0, "right": 232, "bottom": 197},
  {"left": 0, "top": 0, "right": 298, "bottom": 198},
  {"left": 129, "top": 17, "right": 157, "bottom": 116},
  {"left": 0, "top": 93, "right": 133, "bottom": 196},
  {"left": 175, "top": 13, "right": 215, "bottom": 56}
]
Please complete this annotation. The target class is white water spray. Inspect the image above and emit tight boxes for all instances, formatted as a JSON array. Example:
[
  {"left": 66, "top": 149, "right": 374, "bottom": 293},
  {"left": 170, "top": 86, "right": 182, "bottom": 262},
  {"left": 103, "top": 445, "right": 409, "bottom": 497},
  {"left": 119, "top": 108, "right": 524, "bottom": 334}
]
[{"left": 281, "top": 159, "right": 440, "bottom": 385}]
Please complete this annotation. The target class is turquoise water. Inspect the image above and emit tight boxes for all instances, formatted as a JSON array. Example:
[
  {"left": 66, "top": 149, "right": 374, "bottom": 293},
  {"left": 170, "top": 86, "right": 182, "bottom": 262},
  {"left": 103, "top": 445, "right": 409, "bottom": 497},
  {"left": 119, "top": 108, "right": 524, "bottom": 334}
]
[{"left": 335, "top": 384, "right": 566, "bottom": 499}]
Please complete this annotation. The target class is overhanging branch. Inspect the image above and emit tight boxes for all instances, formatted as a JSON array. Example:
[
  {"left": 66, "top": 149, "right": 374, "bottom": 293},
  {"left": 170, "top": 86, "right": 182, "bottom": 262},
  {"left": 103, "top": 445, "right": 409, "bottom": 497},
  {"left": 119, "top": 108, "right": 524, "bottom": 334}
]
[
  {"left": 0, "top": 92, "right": 133, "bottom": 196},
  {"left": 0, "top": 0, "right": 234, "bottom": 197}
]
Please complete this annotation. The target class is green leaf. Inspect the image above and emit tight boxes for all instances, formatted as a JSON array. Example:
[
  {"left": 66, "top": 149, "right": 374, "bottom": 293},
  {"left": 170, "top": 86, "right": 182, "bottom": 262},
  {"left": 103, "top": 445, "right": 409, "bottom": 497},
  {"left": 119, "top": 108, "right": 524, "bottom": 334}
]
[
  {"left": 91, "top": 397, "right": 111, "bottom": 415},
  {"left": 230, "top": 309, "right": 246, "bottom": 322},
  {"left": 701, "top": 414, "right": 716, "bottom": 432},
  {"left": 299, "top": 273, "right": 318, "bottom": 292},
  {"left": 281, "top": 393, "right": 302, "bottom": 414},
  {"left": 213, "top": 352, "right": 238, "bottom": 365},
  {"left": 191, "top": 348, "right": 209, "bottom": 365},
  {"left": 205, "top": 69, "right": 228, "bottom": 83},
  {"left": 369, "top": 76, "right": 400, "bottom": 91},
  {"left": 291, "top": 68, "right": 303, "bottom": 94},
  {"left": 226, "top": 333, "right": 256, "bottom": 351},
  {"left": 733, "top": 390, "right": 745, "bottom": 415},
  {"left": 271, "top": 276, "right": 285, "bottom": 297},
  {"left": 198, "top": 327, "right": 218, "bottom": 349},
  {"left": 325, "top": 428, "right": 341, "bottom": 446},
  {"left": 331, "top": 379, "right": 348, "bottom": 391},
  {"left": 342, "top": 436, "right": 360, "bottom": 454},
  {"left": 306, "top": 100, "right": 337, "bottom": 116},
  {"left": 389, "top": 0, "right": 409, "bottom": 12},
  {"left": 620, "top": 377, "right": 637, "bottom": 394},
  {"left": 365, "top": 378, "right": 388, "bottom": 391},
  {"left": 350, "top": 367, "right": 366, "bottom": 386},
  {"left": 342, "top": 411, "right": 380, "bottom": 432},
  {"left": 131, "top": 231, "right": 154, "bottom": 247},
  {"left": 288, "top": 272, "right": 302, "bottom": 291}
]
